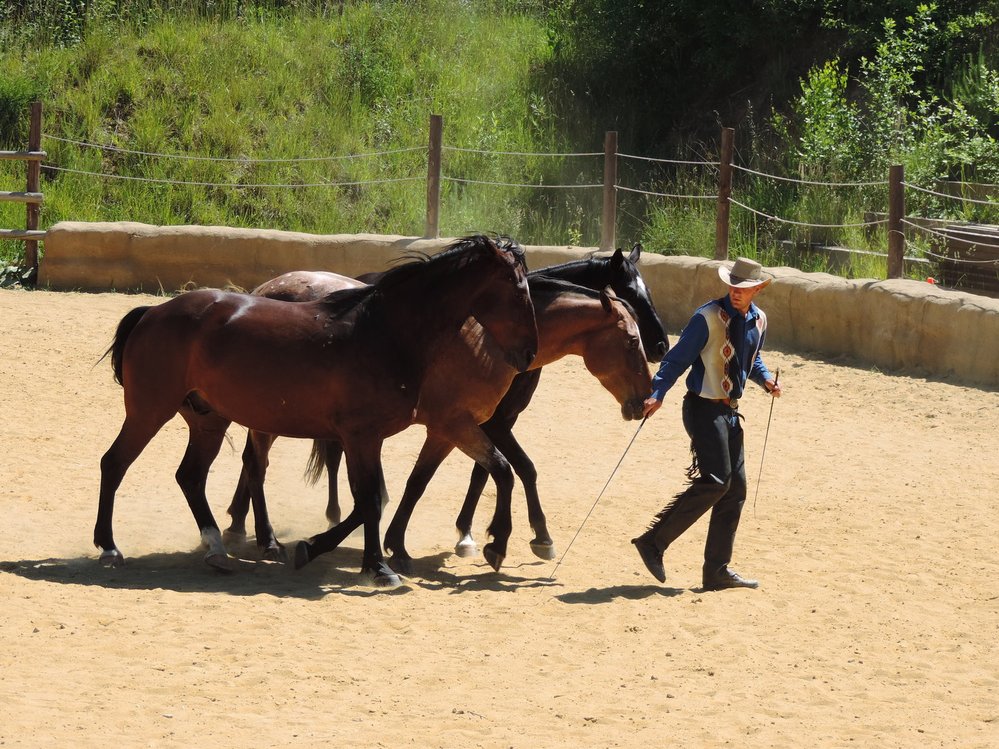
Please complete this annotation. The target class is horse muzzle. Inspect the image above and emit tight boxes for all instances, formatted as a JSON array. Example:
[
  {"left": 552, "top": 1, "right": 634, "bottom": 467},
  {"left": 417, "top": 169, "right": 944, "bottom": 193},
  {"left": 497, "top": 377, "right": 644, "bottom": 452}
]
[
  {"left": 646, "top": 339, "right": 669, "bottom": 363},
  {"left": 622, "top": 397, "right": 646, "bottom": 421}
]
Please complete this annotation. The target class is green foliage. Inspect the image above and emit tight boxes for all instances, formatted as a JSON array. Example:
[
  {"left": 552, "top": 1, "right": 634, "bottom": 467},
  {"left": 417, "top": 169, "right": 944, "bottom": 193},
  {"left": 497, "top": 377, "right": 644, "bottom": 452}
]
[{"left": 2, "top": 0, "right": 999, "bottom": 288}]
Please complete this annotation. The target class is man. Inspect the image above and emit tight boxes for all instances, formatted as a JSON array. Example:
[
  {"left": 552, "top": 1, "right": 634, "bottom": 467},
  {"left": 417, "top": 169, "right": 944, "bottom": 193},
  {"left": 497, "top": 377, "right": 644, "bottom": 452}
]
[{"left": 633, "top": 257, "right": 781, "bottom": 590}]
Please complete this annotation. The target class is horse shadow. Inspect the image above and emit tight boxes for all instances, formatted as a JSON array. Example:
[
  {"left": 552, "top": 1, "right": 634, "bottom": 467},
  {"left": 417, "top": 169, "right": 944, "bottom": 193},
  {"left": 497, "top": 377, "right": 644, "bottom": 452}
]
[{"left": 0, "top": 546, "right": 557, "bottom": 599}]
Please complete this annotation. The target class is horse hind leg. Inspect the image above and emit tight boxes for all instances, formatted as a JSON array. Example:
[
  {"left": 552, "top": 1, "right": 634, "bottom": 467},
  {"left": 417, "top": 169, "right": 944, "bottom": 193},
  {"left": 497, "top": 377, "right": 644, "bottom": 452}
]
[
  {"left": 383, "top": 434, "right": 454, "bottom": 575},
  {"left": 225, "top": 430, "right": 284, "bottom": 562},
  {"left": 95, "top": 414, "right": 172, "bottom": 567},
  {"left": 176, "top": 411, "right": 235, "bottom": 572}
]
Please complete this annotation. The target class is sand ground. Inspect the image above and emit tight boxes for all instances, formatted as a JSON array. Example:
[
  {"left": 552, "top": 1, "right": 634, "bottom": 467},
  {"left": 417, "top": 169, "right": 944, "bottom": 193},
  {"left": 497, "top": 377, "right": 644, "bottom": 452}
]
[{"left": 0, "top": 287, "right": 996, "bottom": 748}]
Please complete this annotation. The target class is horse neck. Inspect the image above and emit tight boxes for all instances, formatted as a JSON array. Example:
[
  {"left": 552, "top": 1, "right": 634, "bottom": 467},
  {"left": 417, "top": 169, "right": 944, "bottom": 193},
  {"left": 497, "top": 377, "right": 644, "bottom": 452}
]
[
  {"left": 377, "top": 260, "right": 495, "bottom": 359},
  {"left": 532, "top": 289, "right": 613, "bottom": 368}
]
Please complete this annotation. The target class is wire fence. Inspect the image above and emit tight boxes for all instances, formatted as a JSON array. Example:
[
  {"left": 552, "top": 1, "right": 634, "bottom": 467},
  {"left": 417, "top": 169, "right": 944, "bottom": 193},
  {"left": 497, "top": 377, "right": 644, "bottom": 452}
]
[{"left": 7, "top": 106, "right": 999, "bottom": 293}]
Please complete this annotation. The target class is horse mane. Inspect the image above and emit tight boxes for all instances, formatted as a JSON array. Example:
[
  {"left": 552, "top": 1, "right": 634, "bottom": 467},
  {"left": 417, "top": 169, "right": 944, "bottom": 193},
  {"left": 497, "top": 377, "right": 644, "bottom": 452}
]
[
  {"left": 528, "top": 254, "right": 609, "bottom": 281},
  {"left": 528, "top": 274, "right": 639, "bottom": 321},
  {"left": 374, "top": 234, "right": 527, "bottom": 294}
]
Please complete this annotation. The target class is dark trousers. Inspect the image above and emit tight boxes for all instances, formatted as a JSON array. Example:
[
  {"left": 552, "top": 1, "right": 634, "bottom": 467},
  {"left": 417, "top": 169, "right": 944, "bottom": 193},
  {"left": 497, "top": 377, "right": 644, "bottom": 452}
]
[{"left": 643, "top": 393, "right": 747, "bottom": 571}]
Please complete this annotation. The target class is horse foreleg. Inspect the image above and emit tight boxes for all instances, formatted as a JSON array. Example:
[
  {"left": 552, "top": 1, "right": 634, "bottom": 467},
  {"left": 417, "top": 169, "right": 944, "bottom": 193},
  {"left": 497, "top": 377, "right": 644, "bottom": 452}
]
[
  {"left": 241, "top": 431, "right": 284, "bottom": 561},
  {"left": 296, "top": 439, "right": 399, "bottom": 588},
  {"left": 320, "top": 441, "right": 389, "bottom": 528},
  {"left": 95, "top": 415, "right": 171, "bottom": 567},
  {"left": 448, "top": 423, "right": 515, "bottom": 573},
  {"left": 320, "top": 441, "right": 344, "bottom": 527},
  {"left": 454, "top": 463, "right": 490, "bottom": 557},
  {"left": 486, "top": 426, "right": 553, "bottom": 560},
  {"left": 383, "top": 434, "right": 454, "bottom": 574},
  {"left": 176, "top": 412, "right": 233, "bottom": 572},
  {"left": 224, "top": 430, "right": 273, "bottom": 537}
]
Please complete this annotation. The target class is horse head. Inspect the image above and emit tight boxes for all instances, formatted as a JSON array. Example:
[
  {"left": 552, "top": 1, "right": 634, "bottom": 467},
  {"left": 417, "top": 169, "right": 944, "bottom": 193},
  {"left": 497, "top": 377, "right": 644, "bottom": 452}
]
[
  {"left": 464, "top": 235, "right": 539, "bottom": 373},
  {"left": 579, "top": 290, "right": 651, "bottom": 421},
  {"left": 608, "top": 243, "right": 669, "bottom": 362}
]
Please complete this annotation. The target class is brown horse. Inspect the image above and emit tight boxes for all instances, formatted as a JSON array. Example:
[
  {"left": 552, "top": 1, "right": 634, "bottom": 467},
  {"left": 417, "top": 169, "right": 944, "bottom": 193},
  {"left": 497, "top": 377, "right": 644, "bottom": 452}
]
[
  {"left": 228, "top": 246, "right": 667, "bottom": 564},
  {"left": 95, "top": 235, "right": 538, "bottom": 587},
  {"left": 227, "top": 271, "right": 651, "bottom": 573}
]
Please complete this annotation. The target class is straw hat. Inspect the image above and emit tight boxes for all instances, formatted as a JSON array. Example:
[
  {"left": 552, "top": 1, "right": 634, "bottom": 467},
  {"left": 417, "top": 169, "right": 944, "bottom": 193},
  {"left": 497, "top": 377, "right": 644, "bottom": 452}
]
[{"left": 718, "top": 257, "right": 773, "bottom": 289}]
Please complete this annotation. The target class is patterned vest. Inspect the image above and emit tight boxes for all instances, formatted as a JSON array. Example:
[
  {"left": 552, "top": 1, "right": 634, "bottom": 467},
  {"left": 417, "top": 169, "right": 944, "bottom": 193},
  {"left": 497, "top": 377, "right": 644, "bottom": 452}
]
[{"left": 694, "top": 300, "right": 767, "bottom": 399}]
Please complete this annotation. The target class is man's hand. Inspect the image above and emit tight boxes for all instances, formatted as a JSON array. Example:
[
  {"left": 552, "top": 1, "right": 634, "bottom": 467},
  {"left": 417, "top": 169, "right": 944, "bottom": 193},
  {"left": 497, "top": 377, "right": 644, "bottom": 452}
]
[
  {"left": 642, "top": 396, "right": 662, "bottom": 418},
  {"left": 766, "top": 379, "right": 782, "bottom": 398}
]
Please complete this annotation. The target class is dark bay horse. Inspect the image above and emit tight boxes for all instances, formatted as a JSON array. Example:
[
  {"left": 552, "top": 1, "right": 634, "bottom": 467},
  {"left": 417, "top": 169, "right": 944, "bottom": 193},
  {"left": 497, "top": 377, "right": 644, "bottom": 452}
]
[
  {"left": 227, "top": 264, "right": 655, "bottom": 572},
  {"left": 95, "top": 235, "right": 538, "bottom": 587},
  {"left": 453, "top": 243, "right": 668, "bottom": 559},
  {"left": 379, "top": 275, "right": 652, "bottom": 572}
]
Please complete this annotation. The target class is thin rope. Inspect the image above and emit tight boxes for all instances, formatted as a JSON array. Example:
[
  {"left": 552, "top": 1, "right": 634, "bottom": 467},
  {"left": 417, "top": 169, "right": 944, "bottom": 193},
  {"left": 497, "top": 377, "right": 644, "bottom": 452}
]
[
  {"left": 42, "top": 134, "right": 424, "bottom": 163},
  {"left": 617, "top": 152, "right": 719, "bottom": 167},
  {"left": 732, "top": 163, "right": 887, "bottom": 188},
  {"left": 547, "top": 417, "right": 647, "bottom": 581},
  {"left": 442, "top": 174, "right": 602, "bottom": 189},
  {"left": 443, "top": 145, "right": 601, "bottom": 157},
  {"left": 730, "top": 197, "right": 889, "bottom": 228},
  {"left": 616, "top": 184, "right": 716, "bottom": 200},
  {"left": 903, "top": 181, "right": 999, "bottom": 207},
  {"left": 41, "top": 164, "right": 423, "bottom": 188}
]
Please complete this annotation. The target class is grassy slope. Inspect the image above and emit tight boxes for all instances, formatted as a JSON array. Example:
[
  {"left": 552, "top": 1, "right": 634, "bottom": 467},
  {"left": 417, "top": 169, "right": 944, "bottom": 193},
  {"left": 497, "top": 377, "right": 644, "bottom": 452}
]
[{"left": 0, "top": 1, "right": 559, "bottom": 266}]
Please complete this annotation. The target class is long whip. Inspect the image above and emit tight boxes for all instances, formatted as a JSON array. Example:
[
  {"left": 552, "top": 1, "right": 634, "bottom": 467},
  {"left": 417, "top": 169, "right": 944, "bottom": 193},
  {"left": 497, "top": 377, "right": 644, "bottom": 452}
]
[
  {"left": 752, "top": 368, "right": 780, "bottom": 512},
  {"left": 547, "top": 416, "right": 647, "bottom": 581}
]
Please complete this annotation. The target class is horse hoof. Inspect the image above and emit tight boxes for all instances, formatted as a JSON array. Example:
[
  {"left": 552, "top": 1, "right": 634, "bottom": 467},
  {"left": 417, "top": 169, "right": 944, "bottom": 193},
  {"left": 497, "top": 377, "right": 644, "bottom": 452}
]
[
  {"left": 222, "top": 528, "right": 247, "bottom": 544},
  {"left": 529, "top": 540, "right": 557, "bottom": 561},
  {"left": 363, "top": 563, "right": 402, "bottom": 589},
  {"left": 293, "top": 541, "right": 311, "bottom": 570},
  {"left": 205, "top": 553, "right": 235, "bottom": 573},
  {"left": 388, "top": 554, "right": 414, "bottom": 576},
  {"left": 262, "top": 544, "right": 287, "bottom": 564},
  {"left": 482, "top": 543, "right": 505, "bottom": 572},
  {"left": 454, "top": 537, "right": 478, "bottom": 558},
  {"left": 99, "top": 549, "right": 124, "bottom": 568}
]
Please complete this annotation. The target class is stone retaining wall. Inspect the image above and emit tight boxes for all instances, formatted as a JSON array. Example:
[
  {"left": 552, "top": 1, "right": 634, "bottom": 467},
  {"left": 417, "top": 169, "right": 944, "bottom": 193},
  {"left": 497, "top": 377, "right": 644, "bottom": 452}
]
[{"left": 39, "top": 221, "right": 999, "bottom": 388}]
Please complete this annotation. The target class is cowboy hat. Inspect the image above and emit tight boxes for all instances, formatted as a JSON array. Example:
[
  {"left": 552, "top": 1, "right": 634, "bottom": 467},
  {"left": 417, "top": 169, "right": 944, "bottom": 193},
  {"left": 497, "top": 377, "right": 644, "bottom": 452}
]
[{"left": 718, "top": 257, "right": 773, "bottom": 289}]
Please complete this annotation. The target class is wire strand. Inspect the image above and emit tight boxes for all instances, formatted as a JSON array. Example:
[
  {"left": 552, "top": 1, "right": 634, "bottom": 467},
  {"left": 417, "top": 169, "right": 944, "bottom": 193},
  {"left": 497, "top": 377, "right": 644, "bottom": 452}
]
[
  {"left": 730, "top": 197, "right": 889, "bottom": 228},
  {"left": 732, "top": 164, "right": 887, "bottom": 187},
  {"left": 41, "top": 164, "right": 423, "bottom": 188},
  {"left": 43, "top": 134, "right": 425, "bottom": 163}
]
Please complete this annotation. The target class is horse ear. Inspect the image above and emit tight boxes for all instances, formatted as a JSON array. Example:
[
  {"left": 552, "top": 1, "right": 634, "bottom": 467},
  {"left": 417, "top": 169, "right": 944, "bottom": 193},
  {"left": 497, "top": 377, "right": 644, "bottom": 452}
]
[
  {"left": 610, "top": 247, "right": 625, "bottom": 269},
  {"left": 600, "top": 287, "right": 614, "bottom": 312},
  {"left": 629, "top": 243, "right": 642, "bottom": 263}
]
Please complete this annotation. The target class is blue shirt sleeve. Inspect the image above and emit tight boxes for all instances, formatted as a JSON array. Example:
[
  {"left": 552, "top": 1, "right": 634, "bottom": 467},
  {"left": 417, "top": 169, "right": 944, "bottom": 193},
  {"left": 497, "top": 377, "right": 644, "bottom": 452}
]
[
  {"left": 748, "top": 325, "right": 772, "bottom": 389},
  {"left": 649, "top": 313, "right": 708, "bottom": 401}
]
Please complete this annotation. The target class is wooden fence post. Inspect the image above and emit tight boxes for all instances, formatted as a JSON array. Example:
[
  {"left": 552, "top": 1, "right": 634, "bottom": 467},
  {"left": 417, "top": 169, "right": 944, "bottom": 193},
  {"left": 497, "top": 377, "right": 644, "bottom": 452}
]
[
  {"left": 600, "top": 130, "right": 617, "bottom": 250},
  {"left": 25, "top": 101, "right": 42, "bottom": 282},
  {"left": 424, "top": 113, "right": 442, "bottom": 239},
  {"left": 715, "top": 126, "right": 734, "bottom": 261},
  {"left": 887, "top": 164, "right": 904, "bottom": 279}
]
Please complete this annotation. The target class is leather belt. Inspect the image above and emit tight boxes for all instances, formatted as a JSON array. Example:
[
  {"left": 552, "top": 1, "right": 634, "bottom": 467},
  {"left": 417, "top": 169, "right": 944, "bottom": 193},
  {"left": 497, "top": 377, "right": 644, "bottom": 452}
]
[{"left": 702, "top": 395, "right": 739, "bottom": 409}]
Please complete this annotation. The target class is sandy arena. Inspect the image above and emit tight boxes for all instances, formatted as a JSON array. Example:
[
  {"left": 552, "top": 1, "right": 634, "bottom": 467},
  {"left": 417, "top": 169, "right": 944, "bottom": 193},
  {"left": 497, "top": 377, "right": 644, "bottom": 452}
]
[{"left": 1, "top": 287, "right": 997, "bottom": 747}]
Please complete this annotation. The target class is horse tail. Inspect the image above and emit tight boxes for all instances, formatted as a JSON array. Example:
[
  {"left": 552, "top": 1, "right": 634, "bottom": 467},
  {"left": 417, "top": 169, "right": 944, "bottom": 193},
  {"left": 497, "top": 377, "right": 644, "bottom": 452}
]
[
  {"left": 102, "top": 306, "right": 152, "bottom": 385},
  {"left": 304, "top": 439, "right": 329, "bottom": 486}
]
